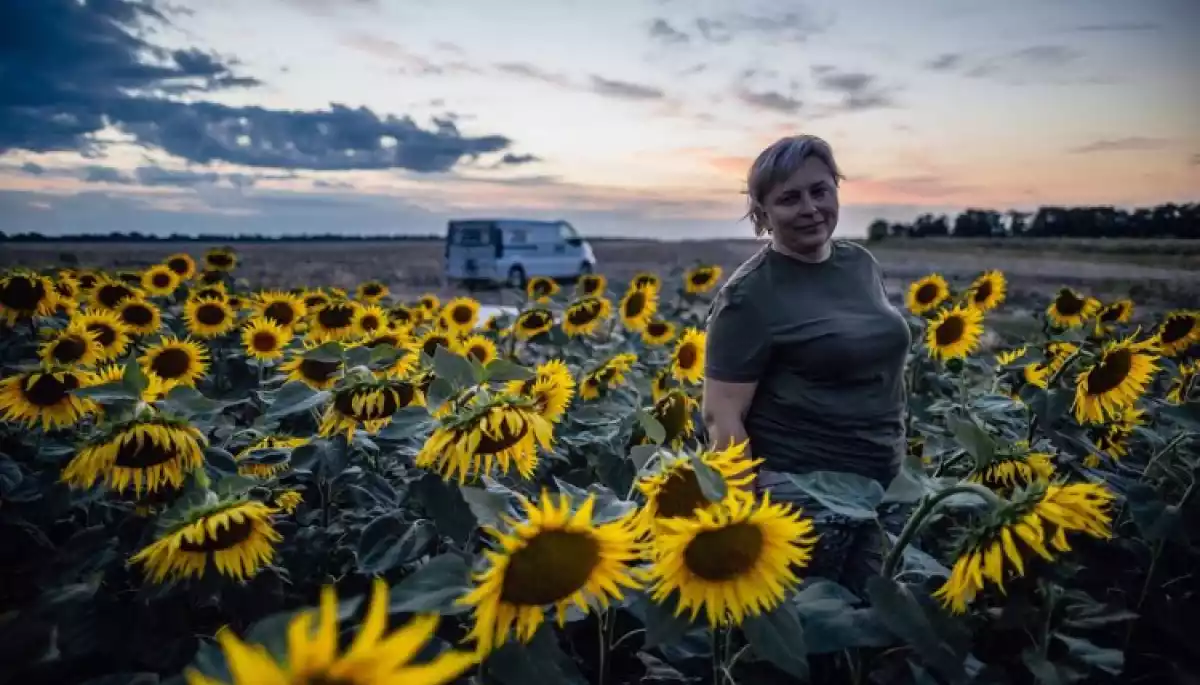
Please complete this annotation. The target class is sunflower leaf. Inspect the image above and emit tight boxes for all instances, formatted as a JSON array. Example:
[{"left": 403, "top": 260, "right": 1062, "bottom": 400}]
[
  {"left": 459, "top": 480, "right": 515, "bottom": 528},
  {"left": 484, "top": 358, "right": 535, "bottom": 382},
  {"left": 203, "top": 446, "right": 238, "bottom": 476},
  {"left": 121, "top": 356, "right": 148, "bottom": 395},
  {"left": 72, "top": 380, "right": 139, "bottom": 402},
  {"left": 387, "top": 552, "right": 472, "bottom": 614},
  {"left": 432, "top": 347, "right": 475, "bottom": 390},
  {"left": 264, "top": 381, "right": 330, "bottom": 419},
  {"left": 629, "top": 444, "right": 660, "bottom": 471},
  {"left": 487, "top": 624, "right": 589, "bottom": 685},
  {"left": 424, "top": 378, "right": 455, "bottom": 412},
  {"left": 635, "top": 408, "right": 666, "bottom": 445},
  {"left": 302, "top": 341, "right": 344, "bottom": 363},
  {"left": 688, "top": 452, "right": 727, "bottom": 503},
  {"left": 214, "top": 474, "right": 258, "bottom": 498},
  {"left": 357, "top": 515, "right": 435, "bottom": 574},
  {"left": 785, "top": 471, "right": 883, "bottom": 520},
  {"left": 865, "top": 576, "right": 966, "bottom": 682},
  {"left": 744, "top": 600, "right": 810, "bottom": 680},
  {"left": 946, "top": 414, "right": 996, "bottom": 466},
  {"left": 161, "top": 385, "right": 242, "bottom": 417}
]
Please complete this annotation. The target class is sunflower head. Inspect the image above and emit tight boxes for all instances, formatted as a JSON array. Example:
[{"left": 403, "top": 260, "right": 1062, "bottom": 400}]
[
  {"left": 632, "top": 272, "right": 661, "bottom": 292},
  {"left": 73, "top": 308, "right": 133, "bottom": 361},
  {"left": 642, "top": 319, "right": 676, "bottom": 346},
  {"left": 242, "top": 317, "right": 293, "bottom": 362},
  {"left": 647, "top": 388, "right": 698, "bottom": 447},
  {"left": 164, "top": 253, "right": 197, "bottom": 280},
  {"left": 63, "top": 415, "right": 207, "bottom": 495},
  {"left": 352, "top": 304, "right": 389, "bottom": 337},
  {"left": 89, "top": 276, "right": 139, "bottom": 311},
  {"left": 1072, "top": 332, "right": 1159, "bottom": 425},
  {"left": 1154, "top": 310, "right": 1200, "bottom": 357},
  {"left": 994, "top": 345, "right": 1028, "bottom": 368},
  {"left": 966, "top": 442, "right": 1055, "bottom": 492},
  {"left": 389, "top": 304, "right": 417, "bottom": 329},
  {"left": 505, "top": 359, "right": 575, "bottom": 423},
  {"left": 651, "top": 367, "right": 676, "bottom": 403},
  {"left": 419, "top": 293, "right": 441, "bottom": 312},
  {"left": 1047, "top": 287, "right": 1101, "bottom": 329},
  {"left": 619, "top": 283, "right": 659, "bottom": 332},
  {"left": 966, "top": 270, "right": 1006, "bottom": 312},
  {"left": 130, "top": 499, "right": 280, "bottom": 583},
  {"left": 302, "top": 289, "right": 333, "bottom": 312},
  {"left": 416, "top": 328, "right": 464, "bottom": 361},
  {"left": 235, "top": 435, "right": 308, "bottom": 477},
  {"left": 513, "top": 307, "right": 555, "bottom": 340},
  {"left": 579, "top": 353, "right": 638, "bottom": 400},
  {"left": 0, "top": 270, "right": 62, "bottom": 322},
  {"left": 140, "top": 335, "right": 211, "bottom": 388},
  {"left": 462, "top": 334, "right": 499, "bottom": 365},
  {"left": 280, "top": 343, "right": 345, "bottom": 389},
  {"left": 191, "top": 282, "right": 228, "bottom": 302},
  {"left": 1166, "top": 361, "right": 1198, "bottom": 405},
  {"left": 906, "top": 273, "right": 950, "bottom": 316},
  {"left": 634, "top": 440, "right": 760, "bottom": 535},
  {"left": 204, "top": 247, "right": 238, "bottom": 272},
  {"left": 319, "top": 377, "right": 425, "bottom": 441},
  {"left": 441, "top": 296, "right": 481, "bottom": 332},
  {"left": 0, "top": 367, "right": 94, "bottom": 430},
  {"left": 40, "top": 321, "right": 104, "bottom": 367},
  {"left": 141, "top": 265, "right": 181, "bottom": 297},
  {"left": 355, "top": 280, "right": 389, "bottom": 303},
  {"left": 416, "top": 394, "right": 553, "bottom": 484},
  {"left": 308, "top": 300, "right": 361, "bottom": 342},
  {"left": 184, "top": 296, "right": 237, "bottom": 338},
  {"left": 670, "top": 328, "right": 706, "bottom": 384},
  {"left": 255, "top": 290, "right": 307, "bottom": 328},
  {"left": 116, "top": 297, "right": 163, "bottom": 335},
  {"left": 562, "top": 296, "right": 611, "bottom": 337},
  {"left": 526, "top": 276, "right": 560, "bottom": 302},
  {"left": 684, "top": 265, "right": 722, "bottom": 294},
  {"left": 577, "top": 273, "right": 607, "bottom": 297},
  {"left": 925, "top": 304, "right": 985, "bottom": 361},
  {"left": 1095, "top": 299, "right": 1134, "bottom": 333}
]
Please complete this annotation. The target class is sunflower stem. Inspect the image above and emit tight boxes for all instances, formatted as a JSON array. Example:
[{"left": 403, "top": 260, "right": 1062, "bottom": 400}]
[
  {"left": 1141, "top": 431, "right": 1194, "bottom": 482},
  {"left": 881, "top": 482, "right": 1006, "bottom": 578},
  {"left": 597, "top": 611, "right": 608, "bottom": 685}
]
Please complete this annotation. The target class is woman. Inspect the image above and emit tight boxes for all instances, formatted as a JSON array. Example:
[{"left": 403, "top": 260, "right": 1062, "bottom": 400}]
[{"left": 701, "top": 134, "right": 912, "bottom": 596}]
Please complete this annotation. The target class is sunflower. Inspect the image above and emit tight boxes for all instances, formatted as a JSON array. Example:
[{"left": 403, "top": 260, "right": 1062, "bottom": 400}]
[
  {"left": 361, "top": 330, "right": 417, "bottom": 378},
  {"left": 926, "top": 304, "right": 984, "bottom": 361},
  {"left": 0, "top": 367, "right": 94, "bottom": 430},
  {"left": 241, "top": 318, "right": 293, "bottom": 362},
  {"left": 319, "top": 378, "right": 425, "bottom": 442},
  {"left": 966, "top": 443, "right": 1055, "bottom": 491},
  {"left": 632, "top": 272, "right": 661, "bottom": 292},
  {"left": 633, "top": 441, "right": 760, "bottom": 536},
  {"left": 646, "top": 492, "right": 818, "bottom": 627},
  {"left": 1072, "top": 333, "right": 1159, "bottom": 424},
  {"left": 513, "top": 308, "right": 555, "bottom": 340},
  {"left": 352, "top": 304, "right": 389, "bottom": 338},
  {"left": 562, "top": 296, "right": 611, "bottom": 337},
  {"left": 684, "top": 265, "right": 722, "bottom": 295},
  {"left": 280, "top": 344, "right": 345, "bottom": 390},
  {"left": 192, "top": 282, "right": 228, "bottom": 302},
  {"left": 416, "top": 395, "right": 553, "bottom": 484},
  {"left": 52, "top": 274, "right": 80, "bottom": 314},
  {"left": 184, "top": 297, "right": 237, "bottom": 339},
  {"left": 418, "top": 293, "right": 441, "bottom": 312},
  {"left": 390, "top": 304, "right": 417, "bottom": 329},
  {"left": 458, "top": 492, "right": 642, "bottom": 654},
  {"left": 273, "top": 489, "right": 303, "bottom": 514},
  {"left": 116, "top": 297, "right": 163, "bottom": 335},
  {"left": 39, "top": 322, "right": 104, "bottom": 367},
  {"left": 642, "top": 319, "right": 676, "bottom": 346},
  {"left": 1088, "top": 407, "right": 1145, "bottom": 462},
  {"left": 302, "top": 289, "right": 333, "bottom": 312},
  {"left": 1094, "top": 299, "right": 1133, "bottom": 335},
  {"left": 526, "top": 276, "right": 560, "bottom": 302},
  {"left": 905, "top": 274, "right": 950, "bottom": 316},
  {"left": 437, "top": 297, "right": 479, "bottom": 333},
  {"left": 995, "top": 346, "right": 1028, "bottom": 367},
  {"left": 0, "top": 271, "right": 61, "bottom": 324},
  {"left": 416, "top": 329, "right": 464, "bottom": 360},
  {"left": 965, "top": 270, "right": 1006, "bottom": 313},
  {"left": 579, "top": 353, "right": 638, "bottom": 400},
  {"left": 254, "top": 290, "right": 307, "bottom": 329},
  {"left": 90, "top": 276, "right": 140, "bottom": 311},
  {"left": 130, "top": 500, "right": 280, "bottom": 583},
  {"left": 141, "top": 336, "right": 210, "bottom": 388},
  {"left": 141, "top": 265, "right": 181, "bottom": 297},
  {"left": 1154, "top": 310, "right": 1200, "bottom": 357},
  {"left": 1045, "top": 341, "right": 1079, "bottom": 375},
  {"left": 308, "top": 300, "right": 361, "bottom": 342},
  {"left": 86, "top": 363, "right": 168, "bottom": 402},
  {"left": 198, "top": 270, "right": 225, "bottom": 286},
  {"left": 505, "top": 359, "right": 575, "bottom": 423},
  {"left": 355, "top": 280, "right": 389, "bottom": 303},
  {"left": 73, "top": 308, "right": 133, "bottom": 361},
  {"left": 651, "top": 367, "right": 676, "bottom": 403},
  {"left": 645, "top": 389, "right": 698, "bottom": 448},
  {"left": 1046, "top": 287, "right": 1100, "bottom": 329},
  {"left": 670, "top": 328, "right": 706, "bottom": 384},
  {"left": 75, "top": 271, "right": 100, "bottom": 291},
  {"left": 619, "top": 283, "right": 658, "bottom": 332},
  {"left": 62, "top": 416, "right": 207, "bottom": 495},
  {"left": 577, "top": 273, "right": 607, "bottom": 297},
  {"left": 185, "top": 578, "right": 478, "bottom": 685},
  {"left": 1166, "top": 361, "right": 1197, "bottom": 405},
  {"left": 1022, "top": 362, "right": 1050, "bottom": 390},
  {"left": 226, "top": 296, "right": 248, "bottom": 312},
  {"left": 933, "top": 482, "right": 1114, "bottom": 614},
  {"left": 462, "top": 334, "right": 499, "bottom": 365},
  {"left": 235, "top": 435, "right": 307, "bottom": 477},
  {"left": 164, "top": 253, "right": 197, "bottom": 280},
  {"left": 204, "top": 247, "right": 238, "bottom": 272}
]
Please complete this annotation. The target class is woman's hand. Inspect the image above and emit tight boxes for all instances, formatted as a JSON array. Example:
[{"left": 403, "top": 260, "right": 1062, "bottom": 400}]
[{"left": 701, "top": 378, "right": 759, "bottom": 486}]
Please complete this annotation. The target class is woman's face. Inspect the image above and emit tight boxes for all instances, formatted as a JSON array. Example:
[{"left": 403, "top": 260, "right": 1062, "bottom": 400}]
[{"left": 761, "top": 156, "right": 839, "bottom": 256}]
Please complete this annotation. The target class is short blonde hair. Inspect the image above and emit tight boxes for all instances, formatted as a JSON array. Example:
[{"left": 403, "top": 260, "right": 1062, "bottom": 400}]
[{"left": 745, "top": 134, "right": 844, "bottom": 236}]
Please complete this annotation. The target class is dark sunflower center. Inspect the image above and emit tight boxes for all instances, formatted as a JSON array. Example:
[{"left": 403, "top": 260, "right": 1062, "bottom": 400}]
[
  {"left": 934, "top": 316, "right": 965, "bottom": 346},
  {"left": 646, "top": 321, "right": 668, "bottom": 337},
  {"left": 179, "top": 516, "right": 255, "bottom": 552},
  {"left": 520, "top": 312, "right": 551, "bottom": 330},
  {"left": 634, "top": 275, "right": 656, "bottom": 289},
  {"left": 500, "top": 529, "right": 600, "bottom": 606},
  {"left": 1161, "top": 315, "right": 1196, "bottom": 344},
  {"left": 452, "top": 305, "right": 473, "bottom": 324},
  {"left": 23, "top": 373, "right": 78, "bottom": 406},
  {"left": 468, "top": 344, "right": 491, "bottom": 362},
  {"left": 196, "top": 303, "right": 227, "bottom": 326},
  {"left": 115, "top": 430, "right": 186, "bottom": 468},
  {"left": 119, "top": 272, "right": 141, "bottom": 285},
  {"left": 299, "top": 358, "right": 340, "bottom": 382},
  {"left": 655, "top": 395, "right": 690, "bottom": 440},
  {"left": 972, "top": 281, "right": 993, "bottom": 303},
  {"left": 167, "top": 257, "right": 190, "bottom": 275},
  {"left": 363, "top": 284, "right": 383, "bottom": 297},
  {"left": 365, "top": 335, "right": 399, "bottom": 348},
  {"left": 392, "top": 308, "right": 412, "bottom": 324},
  {"left": 151, "top": 348, "right": 193, "bottom": 379},
  {"left": 263, "top": 301, "right": 296, "bottom": 326},
  {"left": 1099, "top": 304, "right": 1123, "bottom": 323},
  {"left": 422, "top": 335, "right": 450, "bottom": 358},
  {"left": 317, "top": 304, "right": 355, "bottom": 328},
  {"left": 623, "top": 293, "right": 646, "bottom": 318},
  {"left": 683, "top": 522, "right": 764, "bottom": 582},
  {"left": 1085, "top": 348, "right": 1133, "bottom": 396},
  {"left": 305, "top": 295, "right": 328, "bottom": 309},
  {"left": 252, "top": 332, "right": 279, "bottom": 352},
  {"left": 152, "top": 272, "right": 173, "bottom": 289},
  {"left": 200, "top": 271, "right": 223, "bottom": 285},
  {"left": 52, "top": 336, "right": 88, "bottom": 363},
  {"left": 1054, "top": 290, "right": 1085, "bottom": 316},
  {"left": 914, "top": 283, "right": 939, "bottom": 304},
  {"left": 689, "top": 271, "right": 711, "bottom": 286},
  {"left": 676, "top": 343, "right": 698, "bottom": 370},
  {"left": 475, "top": 418, "right": 529, "bottom": 454},
  {"left": 78, "top": 274, "right": 98, "bottom": 289},
  {"left": 87, "top": 323, "right": 117, "bottom": 347},
  {"left": 567, "top": 303, "right": 599, "bottom": 326},
  {"left": 532, "top": 281, "right": 552, "bottom": 298},
  {"left": 121, "top": 304, "right": 155, "bottom": 326},
  {"left": 97, "top": 284, "right": 133, "bottom": 308},
  {"left": 582, "top": 277, "right": 601, "bottom": 294},
  {"left": 359, "top": 315, "right": 381, "bottom": 332},
  {"left": 655, "top": 469, "right": 706, "bottom": 518},
  {"left": 207, "top": 253, "right": 234, "bottom": 268}
]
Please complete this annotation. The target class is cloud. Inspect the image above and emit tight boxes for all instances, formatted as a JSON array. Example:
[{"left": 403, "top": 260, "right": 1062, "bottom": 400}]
[
  {"left": 494, "top": 62, "right": 572, "bottom": 88},
  {"left": 313, "top": 179, "right": 355, "bottom": 189},
  {"left": 736, "top": 89, "right": 802, "bottom": 114},
  {"left": 589, "top": 76, "right": 665, "bottom": 101},
  {"left": 925, "top": 53, "right": 964, "bottom": 71},
  {"left": 1069, "top": 137, "right": 1172, "bottom": 154},
  {"left": 812, "top": 67, "right": 895, "bottom": 111},
  {"left": 1, "top": 0, "right": 520, "bottom": 174},
  {"left": 134, "top": 166, "right": 221, "bottom": 187},
  {"left": 283, "top": 0, "right": 379, "bottom": 17},
  {"left": 649, "top": 18, "right": 690, "bottom": 44},
  {"left": 1072, "top": 22, "right": 1160, "bottom": 33},
  {"left": 341, "top": 32, "right": 480, "bottom": 76},
  {"left": 20, "top": 162, "right": 45, "bottom": 175},
  {"left": 500, "top": 153, "right": 541, "bottom": 165},
  {"left": 83, "top": 166, "right": 134, "bottom": 184}
]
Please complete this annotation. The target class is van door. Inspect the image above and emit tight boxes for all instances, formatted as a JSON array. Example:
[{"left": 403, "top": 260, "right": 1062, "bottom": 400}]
[
  {"left": 446, "top": 221, "right": 499, "bottom": 282},
  {"left": 555, "top": 222, "right": 585, "bottom": 276}
]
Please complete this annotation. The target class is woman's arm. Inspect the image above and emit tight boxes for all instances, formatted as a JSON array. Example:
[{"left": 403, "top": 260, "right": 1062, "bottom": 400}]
[{"left": 701, "top": 379, "right": 758, "bottom": 456}]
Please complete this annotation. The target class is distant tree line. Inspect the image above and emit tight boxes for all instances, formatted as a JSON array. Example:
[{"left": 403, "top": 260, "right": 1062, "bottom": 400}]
[
  {"left": 866, "top": 202, "right": 1200, "bottom": 241},
  {"left": 0, "top": 232, "right": 445, "bottom": 243}
]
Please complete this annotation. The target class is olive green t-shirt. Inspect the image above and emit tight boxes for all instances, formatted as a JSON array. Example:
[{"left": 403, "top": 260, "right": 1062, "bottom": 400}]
[{"left": 704, "top": 240, "right": 911, "bottom": 484}]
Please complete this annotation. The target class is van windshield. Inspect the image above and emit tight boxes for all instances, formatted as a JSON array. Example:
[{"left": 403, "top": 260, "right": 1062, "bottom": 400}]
[{"left": 449, "top": 222, "right": 493, "bottom": 245}]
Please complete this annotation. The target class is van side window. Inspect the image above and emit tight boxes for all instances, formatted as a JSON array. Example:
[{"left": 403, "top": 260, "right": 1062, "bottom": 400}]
[
  {"left": 558, "top": 224, "right": 580, "bottom": 241},
  {"left": 508, "top": 229, "right": 527, "bottom": 245}
]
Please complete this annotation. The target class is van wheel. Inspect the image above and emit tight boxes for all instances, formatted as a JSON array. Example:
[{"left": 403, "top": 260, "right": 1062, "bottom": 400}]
[{"left": 506, "top": 265, "right": 526, "bottom": 290}]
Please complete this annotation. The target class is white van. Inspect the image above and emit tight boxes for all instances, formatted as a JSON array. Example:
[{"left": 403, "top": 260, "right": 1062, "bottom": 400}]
[{"left": 444, "top": 219, "right": 597, "bottom": 289}]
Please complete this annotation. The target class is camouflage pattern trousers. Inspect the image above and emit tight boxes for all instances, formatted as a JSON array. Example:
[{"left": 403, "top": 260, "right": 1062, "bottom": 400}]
[{"left": 756, "top": 469, "right": 913, "bottom": 599}]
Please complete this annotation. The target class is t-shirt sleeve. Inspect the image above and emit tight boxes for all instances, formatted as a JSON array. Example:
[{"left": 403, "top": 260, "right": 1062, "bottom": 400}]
[{"left": 705, "top": 286, "right": 770, "bottom": 383}]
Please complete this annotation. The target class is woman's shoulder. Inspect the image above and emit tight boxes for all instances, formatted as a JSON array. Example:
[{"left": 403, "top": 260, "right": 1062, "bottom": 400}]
[
  {"left": 719, "top": 244, "right": 773, "bottom": 299},
  {"left": 833, "top": 238, "right": 878, "bottom": 262}
]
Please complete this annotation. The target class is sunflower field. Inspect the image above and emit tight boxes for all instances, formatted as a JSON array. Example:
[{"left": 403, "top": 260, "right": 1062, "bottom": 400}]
[{"left": 1, "top": 247, "right": 1198, "bottom": 685}]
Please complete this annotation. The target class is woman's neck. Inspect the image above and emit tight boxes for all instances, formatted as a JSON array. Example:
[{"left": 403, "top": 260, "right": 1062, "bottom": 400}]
[{"left": 770, "top": 238, "right": 832, "bottom": 263}]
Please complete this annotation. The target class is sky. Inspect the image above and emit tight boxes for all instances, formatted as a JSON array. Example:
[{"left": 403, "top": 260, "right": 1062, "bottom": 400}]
[{"left": 1, "top": 0, "right": 1198, "bottom": 240}]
